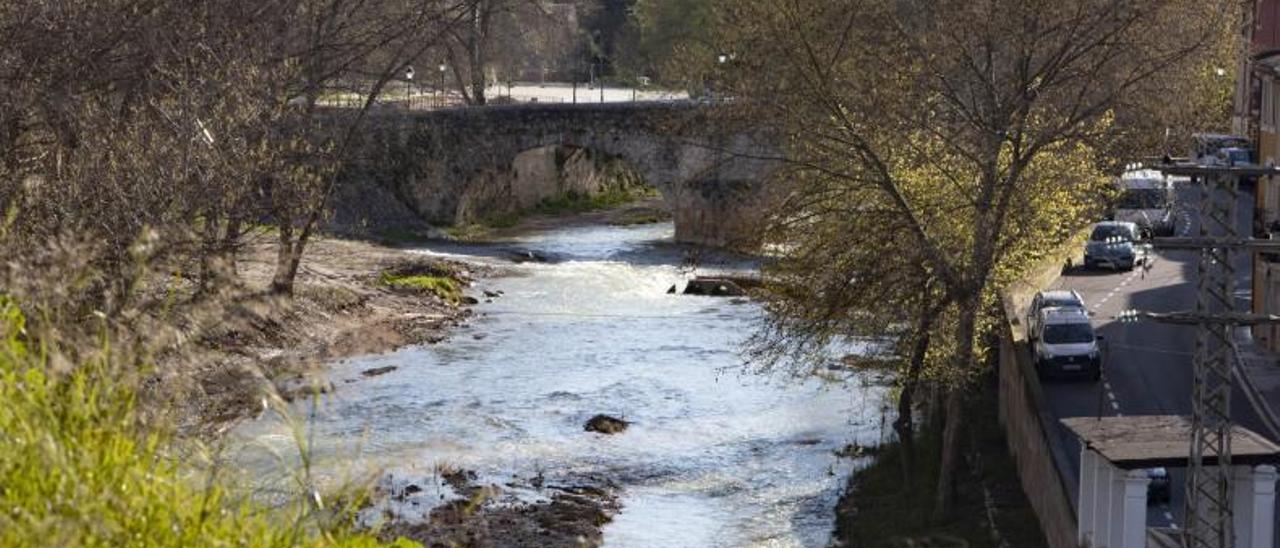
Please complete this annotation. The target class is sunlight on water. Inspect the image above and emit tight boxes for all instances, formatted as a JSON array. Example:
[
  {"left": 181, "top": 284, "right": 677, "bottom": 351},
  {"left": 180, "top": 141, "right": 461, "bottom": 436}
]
[{"left": 233, "top": 222, "right": 887, "bottom": 547}]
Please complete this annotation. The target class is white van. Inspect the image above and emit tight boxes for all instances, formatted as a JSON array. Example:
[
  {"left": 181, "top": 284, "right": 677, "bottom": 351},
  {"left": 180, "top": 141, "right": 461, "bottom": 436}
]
[
  {"left": 1033, "top": 307, "right": 1102, "bottom": 381},
  {"left": 1114, "top": 169, "right": 1176, "bottom": 236}
]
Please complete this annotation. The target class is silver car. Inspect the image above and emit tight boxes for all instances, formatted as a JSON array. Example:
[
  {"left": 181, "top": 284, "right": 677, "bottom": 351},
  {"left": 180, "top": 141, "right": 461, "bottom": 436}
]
[{"left": 1084, "top": 221, "right": 1145, "bottom": 271}]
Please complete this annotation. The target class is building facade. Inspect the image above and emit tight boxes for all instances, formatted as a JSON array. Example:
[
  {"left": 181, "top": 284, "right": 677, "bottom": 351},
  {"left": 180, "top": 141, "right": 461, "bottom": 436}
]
[{"left": 1253, "top": 1, "right": 1280, "bottom": 350}]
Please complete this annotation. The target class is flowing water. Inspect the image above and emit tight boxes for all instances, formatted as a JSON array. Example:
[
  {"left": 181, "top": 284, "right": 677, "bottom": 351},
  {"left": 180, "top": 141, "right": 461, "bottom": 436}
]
[{"left": 233, "top": 222, "right": 888, "bottom": 547}]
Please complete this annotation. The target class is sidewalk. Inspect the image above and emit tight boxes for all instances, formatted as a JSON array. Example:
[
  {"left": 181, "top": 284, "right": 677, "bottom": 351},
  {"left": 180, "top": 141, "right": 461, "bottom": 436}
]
[{"left": 1233, "top": 327, "right": 1280, "bottom": 440}]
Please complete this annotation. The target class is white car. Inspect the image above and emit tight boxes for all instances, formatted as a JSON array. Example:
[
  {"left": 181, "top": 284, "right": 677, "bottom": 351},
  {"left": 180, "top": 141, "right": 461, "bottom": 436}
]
[{"left": 1032, "top": 307, "right": 1102, "bottom": 381}]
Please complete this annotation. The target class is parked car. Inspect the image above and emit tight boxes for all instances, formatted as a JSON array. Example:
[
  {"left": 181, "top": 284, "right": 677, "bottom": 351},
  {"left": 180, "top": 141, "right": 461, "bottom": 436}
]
[
  {"left": 1032, "top": 307, "right": 1102, "bottom": 381},
  {"left": 1025, "top": 289, "right": 1086, "bottom": 341},
  {"left": 1147, "top": 467, "right": 1171, "bottom": 504},
  {"left": 1084, "top": 221, "right": 1146, "bottom": 271}
]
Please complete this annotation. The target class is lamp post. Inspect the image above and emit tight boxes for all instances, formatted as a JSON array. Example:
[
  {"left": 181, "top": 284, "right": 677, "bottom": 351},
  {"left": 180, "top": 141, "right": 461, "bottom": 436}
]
[
  {"left": 713, "top": 53, "right": 728, "bottom": 102},
  {"left": 437, "top": 63, "right": 446, "bottom": 108},
  {"left": 404, "top": 65, "right": 415, "bottom": 109}
]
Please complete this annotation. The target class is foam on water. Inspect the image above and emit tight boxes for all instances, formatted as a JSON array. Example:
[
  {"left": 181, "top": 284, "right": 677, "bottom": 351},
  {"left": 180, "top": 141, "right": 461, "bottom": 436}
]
[{"left": 232, "top": 222, "right": 887, "bottom": 547}]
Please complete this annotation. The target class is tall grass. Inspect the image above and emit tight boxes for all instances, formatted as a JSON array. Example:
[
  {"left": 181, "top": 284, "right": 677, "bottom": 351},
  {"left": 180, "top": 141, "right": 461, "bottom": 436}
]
[{"left": 0, "top": 300, "right": 412, "bottom": 547}]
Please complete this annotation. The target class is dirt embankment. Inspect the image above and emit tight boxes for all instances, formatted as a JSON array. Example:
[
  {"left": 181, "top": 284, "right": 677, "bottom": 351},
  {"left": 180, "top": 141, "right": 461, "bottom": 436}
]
[{"left": 184, "top": 234, "right": 484, "bottom": 436}]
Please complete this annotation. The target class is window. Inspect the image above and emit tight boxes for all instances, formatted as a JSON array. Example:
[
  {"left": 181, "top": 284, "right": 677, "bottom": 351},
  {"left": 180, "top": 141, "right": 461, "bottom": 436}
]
[
  {"left": 1090, "top": 224, "right": 1135, "bottom": 242},
  {"left": 1042, "top": 323, "right": 1095, "bottom": 344},
  {"left": 1117, "top": 188, "right": 1168, "bottom": 209}
]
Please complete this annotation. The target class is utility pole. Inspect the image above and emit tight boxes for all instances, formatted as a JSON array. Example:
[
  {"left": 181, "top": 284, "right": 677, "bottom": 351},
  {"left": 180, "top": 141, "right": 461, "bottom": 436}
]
[{"left": 1125, "top": 162, "right": 1280, "bottom": 547}]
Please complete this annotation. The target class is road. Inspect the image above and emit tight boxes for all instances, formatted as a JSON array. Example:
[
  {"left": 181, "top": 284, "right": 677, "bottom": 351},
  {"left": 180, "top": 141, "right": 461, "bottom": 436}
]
[{"left": 1040, "top": 180, "right": 1275, "bottom": 531}]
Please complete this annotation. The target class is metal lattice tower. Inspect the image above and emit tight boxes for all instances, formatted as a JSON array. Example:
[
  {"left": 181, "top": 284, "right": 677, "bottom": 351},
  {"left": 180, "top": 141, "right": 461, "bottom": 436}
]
[
  {"left": 1185, "top": 171, "right": 1237, "bottom": 548},
  {"left": 1122, "top": 163, "right": 1280, "bottom": 547}
]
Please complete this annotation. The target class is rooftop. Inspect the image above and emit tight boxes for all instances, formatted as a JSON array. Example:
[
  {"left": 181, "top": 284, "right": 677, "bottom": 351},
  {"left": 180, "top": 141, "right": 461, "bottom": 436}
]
[{"left": 1062, "top": 415, "right": 1280, "bottom": 469}]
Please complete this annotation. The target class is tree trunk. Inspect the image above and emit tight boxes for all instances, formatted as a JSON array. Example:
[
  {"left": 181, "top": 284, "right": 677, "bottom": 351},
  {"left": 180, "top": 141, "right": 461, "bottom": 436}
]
[
  {"left": 934, "top": 292, "right": 978, "bottom": 520},
  {"left": 467, "top": 1, "right": 487, "bottom": 105},
  {"left": 219, "top": 216, "right": 242, "bottom": 278},
  {"left": 197, "top": 211, "right": 222, "bottom": 294},
  {"left": 271, "top": 221, "right": 299, "bottom": 295},
  {"left": 895, "top": 300, "right": 935, "bottom": 487}
]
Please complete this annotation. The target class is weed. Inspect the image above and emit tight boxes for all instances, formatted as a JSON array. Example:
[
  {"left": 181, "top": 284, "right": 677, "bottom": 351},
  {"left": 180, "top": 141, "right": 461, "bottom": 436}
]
[
  {"left": 378, "top": 272, "right": 462, "bottom": 304},
  {"left": 0, "top": 300, "right": 415, "bottom": 547}
]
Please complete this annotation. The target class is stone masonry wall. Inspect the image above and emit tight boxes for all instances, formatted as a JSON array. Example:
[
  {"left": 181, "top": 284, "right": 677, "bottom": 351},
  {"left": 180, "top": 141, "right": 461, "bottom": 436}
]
[{"left": 332, "top": 103, "right": 779, "bottom": 247}]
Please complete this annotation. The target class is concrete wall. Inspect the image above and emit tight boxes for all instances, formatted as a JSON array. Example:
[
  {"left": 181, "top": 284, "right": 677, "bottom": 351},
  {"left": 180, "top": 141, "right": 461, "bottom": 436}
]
[
  {"left": 998, "top": 250, "right": 1084, "bottom": 548},
  {"left": 333, "top": 103, "right": 779, "bottom": 247}
]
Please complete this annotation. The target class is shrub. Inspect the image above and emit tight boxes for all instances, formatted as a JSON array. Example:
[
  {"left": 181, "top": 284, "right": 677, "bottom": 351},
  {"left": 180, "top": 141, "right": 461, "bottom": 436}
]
[{"left": 0, "top": 301, "right": 414, "bottom": 547}]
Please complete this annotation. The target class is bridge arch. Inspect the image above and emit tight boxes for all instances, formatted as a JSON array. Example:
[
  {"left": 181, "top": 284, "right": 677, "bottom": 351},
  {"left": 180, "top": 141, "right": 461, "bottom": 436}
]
[{"left": 340, "top": 102, "right": 779, "bottom": 248}]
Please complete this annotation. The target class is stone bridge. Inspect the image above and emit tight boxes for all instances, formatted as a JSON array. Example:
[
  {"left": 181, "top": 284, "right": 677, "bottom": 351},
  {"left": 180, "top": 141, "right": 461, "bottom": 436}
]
[{"left": 340, "top": 102, "right": 780, "bottom": 247}]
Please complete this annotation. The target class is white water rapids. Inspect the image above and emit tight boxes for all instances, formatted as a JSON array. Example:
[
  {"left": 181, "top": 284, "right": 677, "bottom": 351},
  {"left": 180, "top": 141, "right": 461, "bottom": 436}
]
[{"left": 232, "top": 222, "right": 888, "bottom": 547}]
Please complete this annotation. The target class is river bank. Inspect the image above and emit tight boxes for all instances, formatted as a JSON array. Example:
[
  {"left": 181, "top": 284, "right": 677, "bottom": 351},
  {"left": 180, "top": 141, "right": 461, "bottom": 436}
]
[
  {"left": 833, "top": 376, "right": 1046, "bottom": 547},
  {"left": 186, "top": 234, "right": 483, "bottom": 437}
]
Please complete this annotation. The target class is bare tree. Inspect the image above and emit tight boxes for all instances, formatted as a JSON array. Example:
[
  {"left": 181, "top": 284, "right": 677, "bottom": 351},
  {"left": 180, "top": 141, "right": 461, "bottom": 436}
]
[{"left": 717, "top": 0, "right": 1233, "bottom": 517}]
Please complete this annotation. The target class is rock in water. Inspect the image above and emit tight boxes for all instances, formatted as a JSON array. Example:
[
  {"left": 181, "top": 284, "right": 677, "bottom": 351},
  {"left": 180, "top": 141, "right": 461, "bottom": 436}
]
[
  {"left": 666, "top": 284, "right": 677, "bottom": 294},
  {"left": 682, "top": 277, "right": 746, "bottom": 297},
  {"left": 361, "top": 365, "right": 398, "bottom": 377},
  {"left": 584, "top": 414, "right": 629, "bottom": 434}
]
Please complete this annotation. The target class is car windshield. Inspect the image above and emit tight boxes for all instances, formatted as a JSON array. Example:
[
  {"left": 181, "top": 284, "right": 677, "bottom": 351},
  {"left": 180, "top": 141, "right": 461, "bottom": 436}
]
[
  {"left": 1090, "top": 225, "right": 1133, "bottom": 242},
  {"left": 1043, "top": 323, "right": 1095, "bottom": 344},
  {"left": 1227, "top": 149, "right": 1251, "bottom": 163},
  {"left": 1117, "top": 188, "right": 1167, "bottom": 209},
  {"left": 1042, "top": 296, "right": 1082, "bottom": 309}
]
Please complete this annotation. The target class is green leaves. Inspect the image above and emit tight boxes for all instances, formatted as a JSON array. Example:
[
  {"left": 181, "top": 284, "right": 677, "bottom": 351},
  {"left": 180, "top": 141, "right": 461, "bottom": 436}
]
[{"left": 0, "top": 301, "right": 412, "bottom": 547}]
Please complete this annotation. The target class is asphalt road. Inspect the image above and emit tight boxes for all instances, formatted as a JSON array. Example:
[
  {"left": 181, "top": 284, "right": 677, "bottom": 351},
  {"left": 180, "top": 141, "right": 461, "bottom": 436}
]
[{"left": 1040, "top": 180, "right": 1274, "bottom": 532}]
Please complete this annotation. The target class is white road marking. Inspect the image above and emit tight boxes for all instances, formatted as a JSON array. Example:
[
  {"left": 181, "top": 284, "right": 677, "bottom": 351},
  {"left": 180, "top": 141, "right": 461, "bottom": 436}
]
[
  {"left": 1103, "top": 382, "right": 1112, "bottom": 391},
  {"left": 1110, "top": 401, "right": 1120, "bottom": 411},
  {"left": 1107, "top": 342, "right": 1193, "bottom": 356},
  {"left": 1107, "top": 392, "right": 1117, "bottom": 402},
  {"left": 1164, "top": 511, "right": 1175, "bottom": 524}
]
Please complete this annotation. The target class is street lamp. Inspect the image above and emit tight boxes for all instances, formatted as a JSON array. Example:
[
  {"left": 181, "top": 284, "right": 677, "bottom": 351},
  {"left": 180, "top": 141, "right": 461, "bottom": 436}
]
[
  {"left": 712, "top": 53, "right": 730, "bottom": 102},
  {"left": 437, "top": 63, "right": 446, "bottom": 108},
  {"left": 405, "top": 65, "right": 415, "bottom": 108}
]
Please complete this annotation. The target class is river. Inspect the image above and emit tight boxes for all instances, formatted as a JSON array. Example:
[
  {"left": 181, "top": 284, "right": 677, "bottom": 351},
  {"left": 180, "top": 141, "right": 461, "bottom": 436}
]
[{"left": 232, "top": 222, "right": 888, "bottom": 547}]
